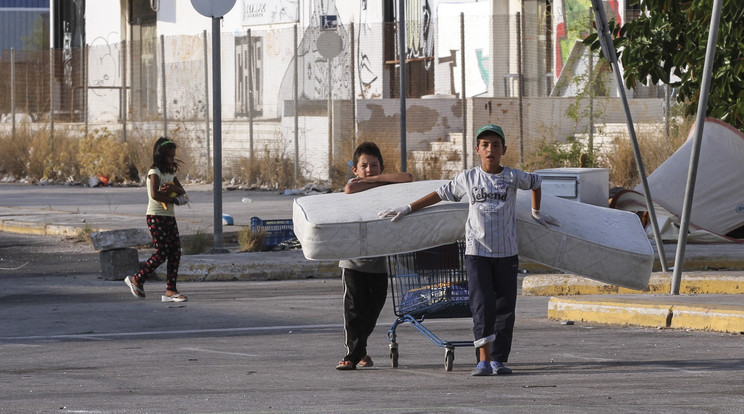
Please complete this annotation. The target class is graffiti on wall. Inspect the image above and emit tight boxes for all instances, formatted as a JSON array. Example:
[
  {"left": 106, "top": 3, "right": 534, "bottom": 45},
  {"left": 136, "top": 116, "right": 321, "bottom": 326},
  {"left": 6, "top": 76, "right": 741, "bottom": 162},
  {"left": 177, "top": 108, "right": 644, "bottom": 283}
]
[{"left": 553, "top": 0, "right": 623, "bottom": 79}]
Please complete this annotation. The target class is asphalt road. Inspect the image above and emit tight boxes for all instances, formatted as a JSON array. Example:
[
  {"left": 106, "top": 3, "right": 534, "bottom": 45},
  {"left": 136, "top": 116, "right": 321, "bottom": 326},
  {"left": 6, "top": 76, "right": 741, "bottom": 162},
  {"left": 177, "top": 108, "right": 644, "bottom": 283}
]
[{"left": 1, "top": 233, "right": 743, "bottom": 413}]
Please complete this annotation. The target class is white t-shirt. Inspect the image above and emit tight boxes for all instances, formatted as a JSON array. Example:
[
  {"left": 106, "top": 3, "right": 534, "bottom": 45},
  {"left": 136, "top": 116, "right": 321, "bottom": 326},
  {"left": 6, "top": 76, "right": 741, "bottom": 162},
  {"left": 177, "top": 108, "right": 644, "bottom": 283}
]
[
  {"left": 145, "top": 167, "right": 176, "bottom": 217},
  {"left": 436, "top": 166, "right": 541, "bottom": 257}
]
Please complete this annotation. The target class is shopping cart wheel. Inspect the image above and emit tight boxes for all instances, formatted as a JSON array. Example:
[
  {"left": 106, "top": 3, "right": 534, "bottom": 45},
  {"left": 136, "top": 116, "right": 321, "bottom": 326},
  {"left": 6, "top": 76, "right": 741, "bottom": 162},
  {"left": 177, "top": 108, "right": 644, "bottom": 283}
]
[
  {"left": 389, "top": 343, "right": 399, "bottom": 368},
  {"left": 444, "top": 348, "right": 454, "bottom": 371}
]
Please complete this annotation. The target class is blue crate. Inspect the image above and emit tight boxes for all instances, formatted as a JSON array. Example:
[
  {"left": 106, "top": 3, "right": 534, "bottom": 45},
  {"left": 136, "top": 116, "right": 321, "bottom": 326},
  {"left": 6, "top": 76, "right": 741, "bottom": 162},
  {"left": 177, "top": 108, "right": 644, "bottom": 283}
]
[{"left": 250, "top": 217, "right": 296, "bottom": 250}]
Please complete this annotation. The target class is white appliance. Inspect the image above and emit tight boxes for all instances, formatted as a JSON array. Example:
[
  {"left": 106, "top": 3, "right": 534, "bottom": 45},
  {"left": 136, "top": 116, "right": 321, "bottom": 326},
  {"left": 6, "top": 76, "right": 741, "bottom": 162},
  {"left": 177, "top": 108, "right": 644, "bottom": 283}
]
[{"left": 535, "top": 167, "right": 609, "bottom": 207}]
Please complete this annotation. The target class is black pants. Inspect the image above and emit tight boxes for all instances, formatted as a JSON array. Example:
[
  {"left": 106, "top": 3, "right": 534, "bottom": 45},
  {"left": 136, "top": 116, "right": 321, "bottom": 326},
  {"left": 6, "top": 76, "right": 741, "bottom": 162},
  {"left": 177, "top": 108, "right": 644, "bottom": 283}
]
[
  {"left": 465, "top": 254, "right": 519, "bottom": 363},
  {"left": 341, "top": 268, "right": 388, "bottom": 364},
  {"left": 133, "top": 215, "right": 181, "bottom": 292}
]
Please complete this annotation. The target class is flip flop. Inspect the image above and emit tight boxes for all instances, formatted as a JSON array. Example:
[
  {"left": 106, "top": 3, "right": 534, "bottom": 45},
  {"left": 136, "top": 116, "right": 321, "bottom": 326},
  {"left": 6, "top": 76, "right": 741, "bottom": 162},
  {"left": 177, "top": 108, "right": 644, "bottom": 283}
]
[
  {"left": 161, "top": 292, "right": 188, "bottom": 303},
  {"left": 124, "top": 276, "right": 145, "bottom": 299}
]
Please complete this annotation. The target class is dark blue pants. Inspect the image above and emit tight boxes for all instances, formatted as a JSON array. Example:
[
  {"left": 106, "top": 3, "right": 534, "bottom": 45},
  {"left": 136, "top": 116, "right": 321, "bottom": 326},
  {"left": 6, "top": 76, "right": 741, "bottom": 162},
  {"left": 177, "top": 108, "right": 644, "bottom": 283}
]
[{"left": 465, "top": 254, "right": 519, "bottom": 363}]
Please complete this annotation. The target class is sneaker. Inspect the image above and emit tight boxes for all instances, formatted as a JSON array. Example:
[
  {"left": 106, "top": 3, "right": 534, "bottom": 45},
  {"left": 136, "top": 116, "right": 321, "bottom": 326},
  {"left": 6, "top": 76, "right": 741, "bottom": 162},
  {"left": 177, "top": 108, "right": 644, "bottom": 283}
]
[
  {"left": 471, "top": 361, "right": 493, "bottom": 376},
  {"left": 490, "top": 361, "right": 512, "bottom": 375},
  {"left": 336, "top": 360, "right": 356, "bottom": 370},
  {"left": 358, "top": 355, "right": 374, "bottom": 368}
]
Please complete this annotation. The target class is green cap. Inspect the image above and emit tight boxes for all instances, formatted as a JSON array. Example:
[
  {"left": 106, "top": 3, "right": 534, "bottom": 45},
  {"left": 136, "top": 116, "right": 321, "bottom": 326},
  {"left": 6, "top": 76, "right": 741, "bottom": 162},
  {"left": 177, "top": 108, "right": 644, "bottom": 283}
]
[{"left": 476, "top": 124, "right": 505, "bottom": 141}]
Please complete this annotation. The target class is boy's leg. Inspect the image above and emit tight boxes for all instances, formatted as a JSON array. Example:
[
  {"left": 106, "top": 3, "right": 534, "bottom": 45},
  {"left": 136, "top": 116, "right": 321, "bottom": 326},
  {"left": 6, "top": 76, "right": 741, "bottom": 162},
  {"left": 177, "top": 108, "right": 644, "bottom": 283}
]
[
  {"left": 341, "top": 268, "right": 370, "bottom": 365},
  {"left": 362, "top": 272, "right": 388, "bottom": 336},
  {"left": 489, "top": 255, "right": 519, "bottom": 363},
  {"left": 465, "top": 255, "right": 497, "bottom": 350}
]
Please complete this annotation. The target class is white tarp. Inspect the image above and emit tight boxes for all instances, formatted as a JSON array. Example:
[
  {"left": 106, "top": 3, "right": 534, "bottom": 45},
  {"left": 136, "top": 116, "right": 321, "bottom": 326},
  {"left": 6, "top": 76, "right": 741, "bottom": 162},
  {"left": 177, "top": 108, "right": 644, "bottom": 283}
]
[{"left": 613, "top": 118, "right": 744, "bottom": 242}]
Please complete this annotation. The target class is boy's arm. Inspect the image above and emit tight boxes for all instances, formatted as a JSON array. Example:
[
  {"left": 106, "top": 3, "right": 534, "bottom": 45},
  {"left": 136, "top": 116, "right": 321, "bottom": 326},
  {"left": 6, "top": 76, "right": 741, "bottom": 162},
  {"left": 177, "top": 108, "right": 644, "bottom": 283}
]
[
  {"left": 531, "top": 186, "right": 541, "bottom": 211},
  {"left": 344, "top": 172, "right": 413, "bottom": 194},
  {"left": 530, "top": 186, "right": 561, "bottom": 227},
  {"left": 379, "top": 191, "right": 442, "bottom": 222}
]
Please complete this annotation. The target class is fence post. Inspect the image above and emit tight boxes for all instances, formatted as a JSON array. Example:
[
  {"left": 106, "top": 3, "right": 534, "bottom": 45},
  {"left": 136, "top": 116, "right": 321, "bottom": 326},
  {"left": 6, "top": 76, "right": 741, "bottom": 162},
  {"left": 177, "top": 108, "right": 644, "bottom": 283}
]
[
  {"left": 517, "top": 12, "right": 524, "bottom": 165},
  {"left": 161, "top": 34, "right": 168, "bottom": 137},
  {"left": 248, "top": 29, "right": 254, "bottom": 162},
  {"left": 203, "top": 30, "right": 211, "bottom": 180},
  {"left": 460, "top": 13, "right": 467, "bottom": 170},
  {"left": 10, "top": 48, "right": 15, "bottom": 139},
  {"left": 398, "top": 0, "right": 407, "bottom": 172},
  {"left": 293, "top": 24, "right": 299, "bottom": 186},
  {"left": 327, "top": 56, "right": 333, "bottom": 178},
  {"left": 84, "top": 44, "right": 89, "bottom": 138},
  {"left": 121, "top": 40, "right": 127, "bottom": 142},
  {"left": 350, "top": 22, "right": 357, "bottom": 150},
  {"left": 49, "top": 48, "right": 55, "bottom": 149}
]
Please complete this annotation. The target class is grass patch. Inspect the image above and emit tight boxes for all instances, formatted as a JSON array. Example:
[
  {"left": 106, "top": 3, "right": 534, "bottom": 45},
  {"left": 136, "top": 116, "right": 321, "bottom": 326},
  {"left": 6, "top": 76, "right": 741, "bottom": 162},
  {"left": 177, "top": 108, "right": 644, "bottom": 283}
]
[
  {"left": 74, "top": 224, "right": 94, "bottom": 243},
  {"left": 238, "top": 227, "right": 266, "bottom": 252},
  {"left": 182, "top": 229, "right": 212, "bottom": 255}
]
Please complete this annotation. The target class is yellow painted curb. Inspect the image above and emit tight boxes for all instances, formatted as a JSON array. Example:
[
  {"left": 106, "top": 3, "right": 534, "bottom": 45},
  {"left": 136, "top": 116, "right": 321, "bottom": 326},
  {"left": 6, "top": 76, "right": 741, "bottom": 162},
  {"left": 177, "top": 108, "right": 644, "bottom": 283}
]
[
  {"left": 548, "top": 297, "right": 744, "bottom": 333},
  {"left": 524, "top": 273, "right": 744, "bottom": 296},
  {"left": 0, "top": 220, "right": 47, "bottom": 236},
  {"left": 548, "top": 297, "right": 671, "bottom": 328},
  {"left": 45, "top": 224, "right": 86, "bottom": 238},
  {"left": 671, "top": 304, "right": 744, "bottom": 334}
]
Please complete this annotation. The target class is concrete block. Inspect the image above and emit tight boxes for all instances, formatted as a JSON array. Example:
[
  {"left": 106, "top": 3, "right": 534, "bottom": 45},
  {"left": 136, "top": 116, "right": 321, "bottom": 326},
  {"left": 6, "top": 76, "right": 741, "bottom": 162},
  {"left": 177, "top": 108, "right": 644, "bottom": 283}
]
[
  {"left": 99, "top": 248, "right": 140, "bottom": 281},
  {"left": 90, "top": 228, "right": 151, "bottom": 250}
]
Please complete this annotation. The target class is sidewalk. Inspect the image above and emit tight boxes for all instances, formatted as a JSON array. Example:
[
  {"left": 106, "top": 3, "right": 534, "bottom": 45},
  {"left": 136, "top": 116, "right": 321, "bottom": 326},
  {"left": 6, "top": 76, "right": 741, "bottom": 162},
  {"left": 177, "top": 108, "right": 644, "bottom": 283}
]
[{"left": 1, "top": 183, "right": 743, "bottom": 334}]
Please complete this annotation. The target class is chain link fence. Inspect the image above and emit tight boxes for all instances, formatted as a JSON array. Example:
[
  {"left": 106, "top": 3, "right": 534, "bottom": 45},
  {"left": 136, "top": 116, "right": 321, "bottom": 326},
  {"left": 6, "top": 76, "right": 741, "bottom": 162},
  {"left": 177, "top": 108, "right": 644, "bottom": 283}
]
[{"left": 0, "top": 12, "right": 669, "bottom": 188}]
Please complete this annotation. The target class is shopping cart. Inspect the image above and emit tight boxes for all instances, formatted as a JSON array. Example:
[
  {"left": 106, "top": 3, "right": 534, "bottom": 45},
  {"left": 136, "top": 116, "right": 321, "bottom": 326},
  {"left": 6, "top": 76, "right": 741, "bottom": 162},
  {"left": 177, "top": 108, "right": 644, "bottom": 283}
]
[{"left": 386, "top": 241, "right": 474, "bottom": 371}]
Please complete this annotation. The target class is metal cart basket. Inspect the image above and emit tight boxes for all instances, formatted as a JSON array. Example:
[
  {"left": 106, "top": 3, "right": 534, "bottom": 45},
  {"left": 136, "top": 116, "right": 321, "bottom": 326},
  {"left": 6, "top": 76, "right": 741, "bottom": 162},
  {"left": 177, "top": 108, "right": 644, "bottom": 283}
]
[{"left": 386, "top": 241, "right": 474, "bottom": 371}]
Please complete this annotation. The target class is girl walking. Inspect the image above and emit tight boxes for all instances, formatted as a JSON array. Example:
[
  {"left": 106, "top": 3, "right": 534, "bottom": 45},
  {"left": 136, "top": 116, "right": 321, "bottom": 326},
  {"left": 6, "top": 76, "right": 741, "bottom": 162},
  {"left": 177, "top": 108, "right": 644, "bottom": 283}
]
[{"left": 124, "top": 137, "right": 189, "bottom": 302}]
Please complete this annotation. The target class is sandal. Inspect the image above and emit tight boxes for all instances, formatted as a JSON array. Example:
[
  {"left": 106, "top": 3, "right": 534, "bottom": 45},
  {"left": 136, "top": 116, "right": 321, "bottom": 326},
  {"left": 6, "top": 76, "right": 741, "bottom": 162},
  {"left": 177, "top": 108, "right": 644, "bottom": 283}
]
[
  {"left": 161, "top": 291, "right": 188, "bottom": 302},
  {"left": 124, "top": 276, "right": 145, "bottom": 299},
  {"left": 358, "top": 355, "right": 374, "bottom": 368},
  {"left": 335, "top": 360, "right": 356, "bottom": 370}
]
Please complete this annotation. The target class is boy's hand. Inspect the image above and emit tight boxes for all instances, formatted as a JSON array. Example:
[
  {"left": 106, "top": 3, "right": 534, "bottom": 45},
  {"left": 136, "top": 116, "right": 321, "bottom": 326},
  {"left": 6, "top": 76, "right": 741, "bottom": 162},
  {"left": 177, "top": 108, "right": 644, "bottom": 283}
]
[
  {"left": 378, "top": 205, "right": 412, "bottom": 222},
  {"left": 531, "top": 208, "right": 561, "bottom": 228}
]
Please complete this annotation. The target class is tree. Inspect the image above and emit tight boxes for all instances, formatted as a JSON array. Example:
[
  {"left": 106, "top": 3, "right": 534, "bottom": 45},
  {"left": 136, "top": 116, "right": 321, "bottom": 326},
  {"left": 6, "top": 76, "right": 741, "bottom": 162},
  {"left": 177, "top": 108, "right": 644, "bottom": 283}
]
[{"left": 584, "top": 0, "right": 744, "bottom": 131}]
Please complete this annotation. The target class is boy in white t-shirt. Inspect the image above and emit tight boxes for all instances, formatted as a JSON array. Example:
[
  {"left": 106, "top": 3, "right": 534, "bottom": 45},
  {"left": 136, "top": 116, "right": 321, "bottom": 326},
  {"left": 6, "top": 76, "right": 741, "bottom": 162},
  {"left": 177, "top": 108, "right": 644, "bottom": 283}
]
[{"left": 379, "top": 124, "right": 559, "bottom": 376}]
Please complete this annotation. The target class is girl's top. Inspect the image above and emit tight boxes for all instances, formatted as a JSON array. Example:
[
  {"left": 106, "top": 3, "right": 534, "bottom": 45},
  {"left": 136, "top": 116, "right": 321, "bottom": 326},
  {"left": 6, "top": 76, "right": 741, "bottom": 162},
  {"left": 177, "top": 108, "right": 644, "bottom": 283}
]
[
  {"left": 436, "top": 166, "right": 542, "bottom": 258},
  {"left": 145, "top": 167, "right": 176, "bottom": 217}
]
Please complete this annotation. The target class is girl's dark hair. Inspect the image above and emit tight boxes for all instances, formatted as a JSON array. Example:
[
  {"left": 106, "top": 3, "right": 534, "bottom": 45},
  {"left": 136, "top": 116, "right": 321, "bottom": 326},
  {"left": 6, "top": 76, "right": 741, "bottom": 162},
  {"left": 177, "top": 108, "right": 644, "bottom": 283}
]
[
  {"left": 352, "top": 141, "right": 384, "bottom": 170},
  {"left": 152, "top": 137, "right": 180, "bottom": 173}
]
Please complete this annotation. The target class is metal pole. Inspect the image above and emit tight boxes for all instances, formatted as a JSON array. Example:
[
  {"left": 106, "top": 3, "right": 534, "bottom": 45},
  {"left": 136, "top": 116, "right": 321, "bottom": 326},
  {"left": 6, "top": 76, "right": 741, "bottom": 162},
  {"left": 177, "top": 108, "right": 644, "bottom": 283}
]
[
  {"left": 517, "top": 12, "right": 524, "bottom": 165},
  {"left": 588, "top": 25, "right": 594, "bottom": 162},
  {"left": 350, "top": 22, "right": 357, "bottom": 150},
  {"left": 49, "top": 48, "right": 54, "bottom": 149},
  {"left": 671, "top": 0, "right": 722, "bottom": 294},
  {"left": 460, "top": 13, "right": 467, "bottom": 170},
  {"left": 203, "top": 30, "right": 211, "bottom": 180},
  {"left": 122, "top": 40, "right": 128, "bottom": 142},
  {"left": 398, "top": 0, "right": 407, "bottom": 172},
  {"left": 10, "top": 48, "right": 15, "bottom": 138},
  {"left": 84, "top": 44, "right": 89, "bottom": 138},
  {"left": 160, "top": 34, "right": 168, "bottom": 137},
  {"left": 247, "top": 29, "right": 255, "bottom": 162},
  {"left": 664, "top": 84, "right": 671, "bottom": 144},
  {"left": 327, "top": 58, "right": 333, "bottom": 177},
  {"left": 590, "top": 0, "right": 668, "bottom": 272},
  {"left": 293, "top": 24, "right": 299, "bottom": 186},
  {"left": 211, "top": 17, "right": 226, "bottom": 253}
]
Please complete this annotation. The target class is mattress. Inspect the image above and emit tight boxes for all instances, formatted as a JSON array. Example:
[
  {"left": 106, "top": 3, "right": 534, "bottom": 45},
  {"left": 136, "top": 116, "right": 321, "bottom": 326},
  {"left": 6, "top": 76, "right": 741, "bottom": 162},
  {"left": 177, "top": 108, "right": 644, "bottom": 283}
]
[
  {"left": 293, "top": 180, "right": 467, "bottom": 260},
  {"left": 293, "top": 180, "right": 653, "bottom": 290},
  {"left": 515, "top": 189, "right": 653, "bottom": 290}
]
